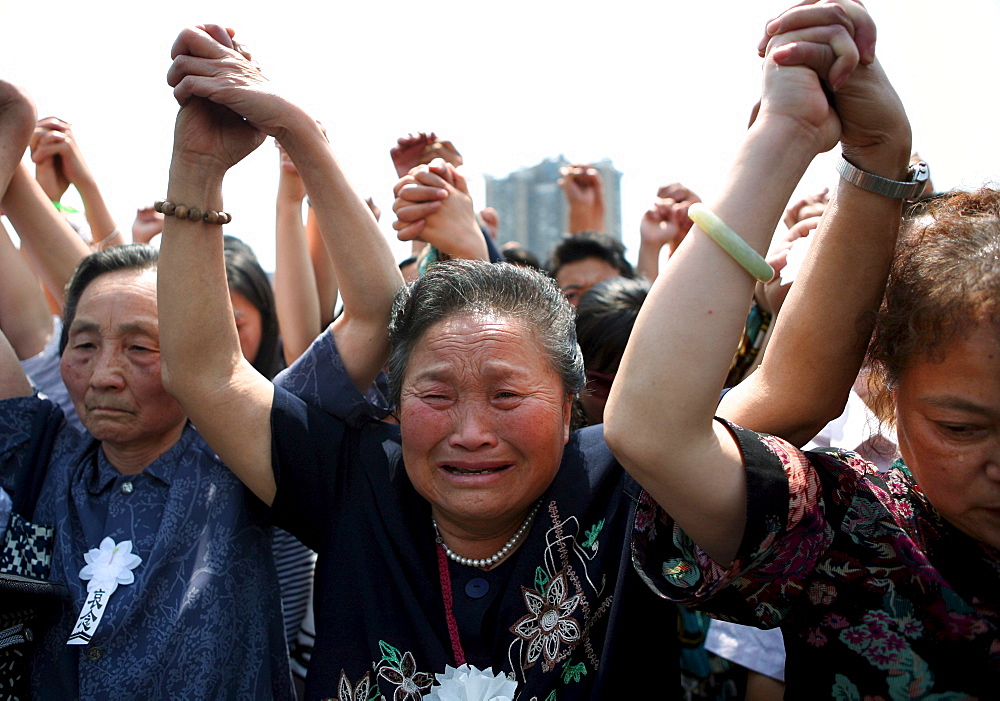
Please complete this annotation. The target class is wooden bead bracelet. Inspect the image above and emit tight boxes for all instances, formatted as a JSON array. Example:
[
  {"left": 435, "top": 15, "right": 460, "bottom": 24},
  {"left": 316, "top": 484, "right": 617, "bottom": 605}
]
[{"left": 154, "top": 200, "right": 232, "bottom": 225}]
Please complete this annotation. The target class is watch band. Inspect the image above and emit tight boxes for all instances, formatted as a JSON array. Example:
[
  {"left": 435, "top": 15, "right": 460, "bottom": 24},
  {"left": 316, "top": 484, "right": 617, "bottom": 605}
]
[{"left": 837, "top": 154, "right": 929, "bottom": 200}]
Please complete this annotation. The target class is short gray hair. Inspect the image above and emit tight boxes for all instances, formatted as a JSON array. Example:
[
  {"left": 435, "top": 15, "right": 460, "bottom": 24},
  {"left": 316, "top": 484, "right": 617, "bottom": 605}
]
[{"left": 387, "top": 260, "right": 585, "bottom": 407}]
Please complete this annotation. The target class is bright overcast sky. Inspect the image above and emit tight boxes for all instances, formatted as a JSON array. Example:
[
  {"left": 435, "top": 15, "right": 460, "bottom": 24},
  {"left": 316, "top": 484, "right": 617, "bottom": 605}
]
[{"left": 1, "top": 0, "right": 997, "bottom": 271}]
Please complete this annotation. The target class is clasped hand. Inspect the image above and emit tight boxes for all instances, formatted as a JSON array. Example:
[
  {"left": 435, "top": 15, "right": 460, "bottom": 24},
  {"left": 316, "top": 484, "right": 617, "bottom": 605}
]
[
  {"left": 166, "top": 24, "right": 287, "bottom": 176},
  {"left": 756, "top": 0, "right": 908, "bottom": 159}
]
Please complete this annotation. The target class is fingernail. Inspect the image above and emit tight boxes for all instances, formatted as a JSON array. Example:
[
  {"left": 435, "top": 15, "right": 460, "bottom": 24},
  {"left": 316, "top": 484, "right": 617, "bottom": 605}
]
[{"left": 765, "top": 19, "right": 780, "bottom": 34}]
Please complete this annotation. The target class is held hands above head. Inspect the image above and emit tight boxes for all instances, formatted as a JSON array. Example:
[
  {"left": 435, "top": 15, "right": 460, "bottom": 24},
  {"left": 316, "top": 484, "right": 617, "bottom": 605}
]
[
  {"left": 166, "top": 24, "right": 299, "bottom": 177},
  {"left": 392, "top": 160, "right": 488, "bottom": 262},
  {"left": 606, "top": 0, "right": 911, "bottom": 565},
  {"left": 760, "top": 0, "right": 909, "bottom": 170},
  {"left": 30, "top": 118, "right": 94, "bottom": 202},
  {"left": 390, "top": 132, "right": 463, "bottom": 178}
]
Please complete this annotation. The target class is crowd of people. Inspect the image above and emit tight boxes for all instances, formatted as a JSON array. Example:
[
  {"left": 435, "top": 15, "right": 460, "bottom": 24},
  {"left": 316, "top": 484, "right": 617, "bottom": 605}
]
[{"left": 0, "top": 1, "right": 997, "bottom": 699}]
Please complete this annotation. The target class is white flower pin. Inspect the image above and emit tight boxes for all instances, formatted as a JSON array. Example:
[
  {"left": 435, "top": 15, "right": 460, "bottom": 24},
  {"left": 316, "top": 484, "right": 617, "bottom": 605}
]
[
  {"left": 423, "top": 664, "right": 517, "bottom": 701},
  {"left": 67, "top": 537, "right": 142, "bottom": 645}
]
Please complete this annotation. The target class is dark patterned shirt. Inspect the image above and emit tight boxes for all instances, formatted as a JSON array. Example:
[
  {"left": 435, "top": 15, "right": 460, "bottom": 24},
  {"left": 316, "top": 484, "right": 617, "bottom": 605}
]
[
  {"left": 634, "top": 419, "right": 1000, "bottom": 699},
  {"left": 0, "top": 396, "right": 293, "bottom": 700}
]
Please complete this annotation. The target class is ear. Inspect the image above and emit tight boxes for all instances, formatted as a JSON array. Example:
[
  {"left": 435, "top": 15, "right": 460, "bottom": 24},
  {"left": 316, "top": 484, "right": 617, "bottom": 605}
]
[{"left": 562, "top": 393, "right": 574, "bottom": 444}]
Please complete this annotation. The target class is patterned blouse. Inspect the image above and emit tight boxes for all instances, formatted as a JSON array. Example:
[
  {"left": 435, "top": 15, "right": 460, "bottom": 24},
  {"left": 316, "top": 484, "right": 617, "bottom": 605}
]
[
  {"left": 0, "top": 396, "right": 293, "bottom": 700},
  {"left": 634, "top": 419, "right": 1000, "bottom": 699}
]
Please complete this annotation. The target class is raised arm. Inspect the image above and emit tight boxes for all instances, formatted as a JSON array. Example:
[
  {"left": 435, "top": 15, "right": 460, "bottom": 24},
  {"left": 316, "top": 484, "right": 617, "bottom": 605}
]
[
  {"left": 273, "top": 139, "right": 324, "bottom": 364},
  {"left": 719, "top": 5, "right": 911, "bottom": 446},
  {"left": 392, "top": 161, "right": 490, "bottom": 262},
  {"left": 605, "top": 0, "right": 895, "bottom": 564},
  {"left": 30, "top": 117, "right": 120, "bottom": 247},
  {"left": 2, "top": 162, "right": 91, "bottom": 307},
  {"left": 159, "top": 25, "right": 401, "bottom": 505},
  {"left": 0, "top": 81, "right": 41, "bottom": 399},
  {"left": 559, "top": 163, "right": 606, "bottom": 234},
  {"left": 636, "top": 183, "right": 700, "bottom": 282}
]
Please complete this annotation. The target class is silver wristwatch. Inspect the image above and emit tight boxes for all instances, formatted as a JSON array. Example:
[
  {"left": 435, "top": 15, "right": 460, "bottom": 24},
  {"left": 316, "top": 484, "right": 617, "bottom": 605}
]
[{"left": 837, "top": 154, "right": 930, "bottom": 200}]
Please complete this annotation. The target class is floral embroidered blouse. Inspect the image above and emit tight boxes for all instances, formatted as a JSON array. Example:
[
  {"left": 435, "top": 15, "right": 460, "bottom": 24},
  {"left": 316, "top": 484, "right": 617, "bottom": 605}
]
[
  {"left": 634, "top": 419, "right": 1000, "bottom": 699},
  {"left": 268, "top": 330, "right": 689, "bottom": 700}
]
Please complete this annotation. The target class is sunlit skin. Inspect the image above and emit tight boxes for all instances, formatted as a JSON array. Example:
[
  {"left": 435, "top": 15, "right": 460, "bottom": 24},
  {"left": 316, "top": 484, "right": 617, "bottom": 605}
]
[
  {"left": 59, "top": 269, "right": 187, "bottom": 475},
  {"left": 556, "top": 257, "right": 621, "bottom": 307},
  {"left": 230, "top": 290, "right": 263, "bottom": 364},
  {"left": 895, "top": 322, "right": 1000, "bottom": 551},
  {"left": 399, "top": 313, "right": 573, "bottom": 561}
]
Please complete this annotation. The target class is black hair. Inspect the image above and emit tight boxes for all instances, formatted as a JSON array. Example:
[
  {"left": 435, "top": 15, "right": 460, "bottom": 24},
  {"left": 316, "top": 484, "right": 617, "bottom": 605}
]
[
  {"left": 501, "top": 244, "right": 543, "bottom": 271},
  {"left": 387, "top": 259, "right": 584, "bottom": 407},
  {"left": 547, "top": 231, "right": 634, "bottom": 280},
  {"left": 60, "top": 244, "right": 159, "bottom": 355},
  {"left": 224, "top": 236, "right": 281, "bottom": 379},
  {"left": 575, "top": 276, "right": 650, "bottom": 374}
]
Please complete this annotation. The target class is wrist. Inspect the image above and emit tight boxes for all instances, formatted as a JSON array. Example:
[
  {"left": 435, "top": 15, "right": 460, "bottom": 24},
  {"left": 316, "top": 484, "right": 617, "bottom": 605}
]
[{"left": 840, "top": 140, "right": 912, "bottom": 182}]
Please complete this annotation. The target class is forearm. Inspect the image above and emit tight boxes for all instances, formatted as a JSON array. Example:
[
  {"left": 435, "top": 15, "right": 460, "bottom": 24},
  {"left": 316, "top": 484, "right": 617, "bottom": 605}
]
[
  {"left": 159, "top": 162, "right": 238, "bottom": 391},
  {"left": 636, "top": 241, "right": 663, "bottom": 282},
  {"left": 722, "top": 141, "right": 910, "bottom": 444},
  {"left": 2, "top": 164, "right": 90, "bottom": 305},
  {"left": 605, "top": 116, "right": 819, "bottom": 564},
  {"left": 307, "top": 208, "right": 339, "bottom": 328},
  {"left": 0, "top": 221, "right": 51, "bottom": 359},
  {"left": 278, "top": 114, "right": 402, "bottom": 390},
  {"left": 0, "top": 328, "right": 33, "bottom": 399},
  {"left": 74, "top": 177, "right": 118, "bottom": 244},
  {"left": 567, "top": 202, "right": 605, "bottom": 234},
  {"left": 274, "top": 196, "right": 323, "bottom": 364}
]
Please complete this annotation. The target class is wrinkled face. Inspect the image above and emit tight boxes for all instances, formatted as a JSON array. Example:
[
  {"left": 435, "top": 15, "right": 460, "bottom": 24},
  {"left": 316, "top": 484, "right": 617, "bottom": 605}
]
[
  {"left": 399, "top": 313, "right": 573, "bottom": 536},
  {"left": 230, "top": 290, "right": 263, "bottom": 365},
  {"left": 60, "top": 269, "right": 186, "bottom": 454},
  {"left": 556, "top": 257, "right": 620, "bottom": 307},
  {"left": 894, "top": 322, "right": 1000, "bottom": 551}
]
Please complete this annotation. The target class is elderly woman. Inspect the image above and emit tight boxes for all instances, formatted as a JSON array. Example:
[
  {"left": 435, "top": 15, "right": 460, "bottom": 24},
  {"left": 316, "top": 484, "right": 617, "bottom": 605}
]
[
  {"left": 606, "top": 2, "right": 998, "bottom": 698},
  {"left": 157, "top": 7, "right": 896, "bottom": 697}
]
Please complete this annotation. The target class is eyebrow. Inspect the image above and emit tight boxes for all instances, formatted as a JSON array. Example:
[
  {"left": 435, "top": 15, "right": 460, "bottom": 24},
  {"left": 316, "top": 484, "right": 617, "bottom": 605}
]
[
  {"left": 921, "top": 395, "right": 999, "bottom": 420},
  {"left": 68, "top": 319, "right": 159, "bottom": 338}
]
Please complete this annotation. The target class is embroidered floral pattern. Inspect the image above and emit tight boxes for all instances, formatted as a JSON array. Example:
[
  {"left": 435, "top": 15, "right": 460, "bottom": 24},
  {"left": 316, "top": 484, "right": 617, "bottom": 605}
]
[
  {"left": 635, "top": 420, "right": 1000, "bottom": 698},
  {"left": 511, "top": 570, "right": 582, "bottom": 672},
  {"left": 323, "top": 670, "right": 372, "bottom": 701},
  {"left": 377, "top": 647, "right": 433, "bottom": 701}
]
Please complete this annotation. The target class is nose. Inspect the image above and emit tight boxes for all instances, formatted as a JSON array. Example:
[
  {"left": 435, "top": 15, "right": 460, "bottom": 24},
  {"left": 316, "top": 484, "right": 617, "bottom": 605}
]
[
  {"left": 89, "top": 345, "right": 127, "bottom": 390},
  {"left": 448, "top": 401, "right": 499, "bottom": 451}
]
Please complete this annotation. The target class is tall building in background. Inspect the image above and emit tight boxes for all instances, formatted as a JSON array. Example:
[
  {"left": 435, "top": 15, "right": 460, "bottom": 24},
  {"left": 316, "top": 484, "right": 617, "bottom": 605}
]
[{"left": 485, "top": 156, "right": 622, "bottom": 263}]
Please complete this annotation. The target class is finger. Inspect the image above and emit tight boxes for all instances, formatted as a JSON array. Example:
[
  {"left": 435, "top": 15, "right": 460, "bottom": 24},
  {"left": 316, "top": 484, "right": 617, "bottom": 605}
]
[
  {"left": 769, "top": 24, "right": 859, "bottom": 89},
  {"left": 198, "top": 24, "right": 236, "bottom": 49},
  {"left": 167, "top": 54, "right": 234, "bottom": 88},
  {"left": 171, "top": 26, "right": 232, "bottom": 61},
  {"left": 392, "top": 175, "right": 418, "bottom": 198},
  {"left": 36, "top": 116, "right": 70, "bottom": 133},
  {"left": 758, "top": 0, "right": 815, "bottom": 54},
  {"left": 392, "top": 201, "right": 442, "bottom": 222},
  {"left": 415, "top": 164, "right": 453, "bottom": 189},
  {"left": 395, "top": 183, "right": 448, "bottom": 204},
  {"left": 765, "top": 2, "right": 875, "bottom": 64},
  {"left": 30, "top": 142, "right": 68, "bottom": 163},
  {"left": 395, "top": 221, "right": 427, "bottom": 241},
  {"left": 449, "top": 167, "right": 469, "bottom": 196}
]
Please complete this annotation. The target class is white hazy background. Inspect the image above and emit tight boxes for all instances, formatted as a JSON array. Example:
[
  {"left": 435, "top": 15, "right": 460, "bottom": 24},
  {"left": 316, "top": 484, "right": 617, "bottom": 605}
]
[{"left": 1, "top": 0, "right": 997, "bottom": 271}]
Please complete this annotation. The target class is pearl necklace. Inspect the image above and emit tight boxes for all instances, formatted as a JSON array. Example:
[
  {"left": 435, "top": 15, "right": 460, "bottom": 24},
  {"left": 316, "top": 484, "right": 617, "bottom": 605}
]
[{"left": 433, "top": 502, "right": 540, "bottom": 569}]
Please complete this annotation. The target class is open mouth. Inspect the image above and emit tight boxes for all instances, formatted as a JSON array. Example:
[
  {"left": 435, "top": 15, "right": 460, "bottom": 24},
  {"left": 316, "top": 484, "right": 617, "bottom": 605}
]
[{"left": 443, "top": 464, "right": 513, "bottom": 476}]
